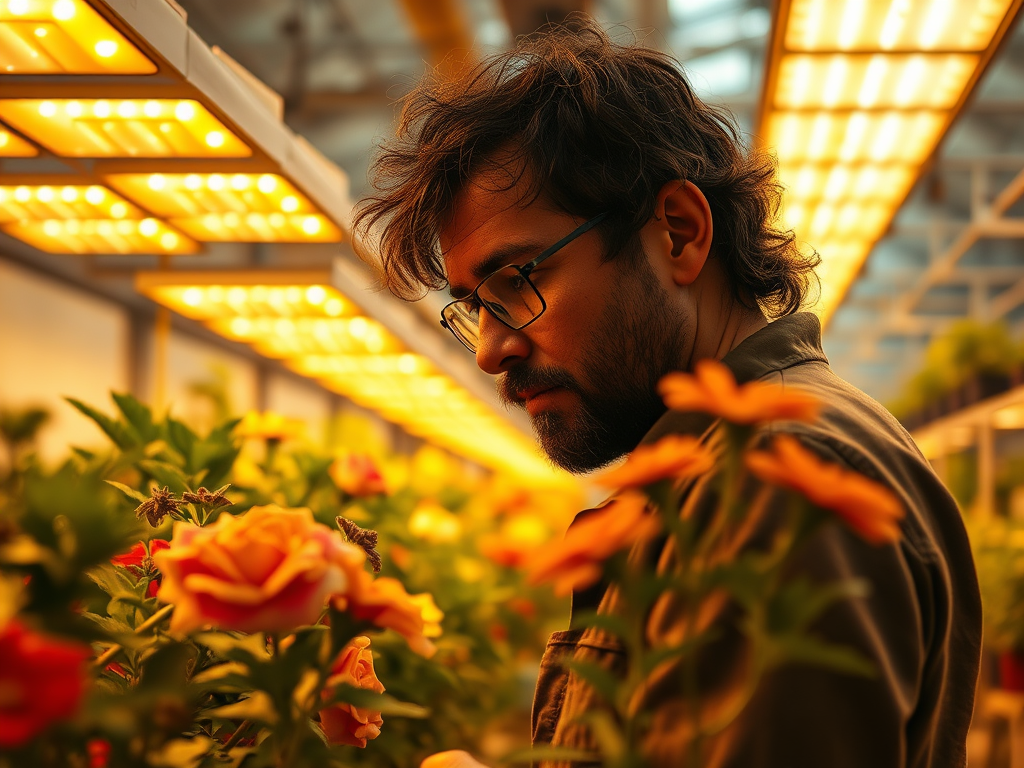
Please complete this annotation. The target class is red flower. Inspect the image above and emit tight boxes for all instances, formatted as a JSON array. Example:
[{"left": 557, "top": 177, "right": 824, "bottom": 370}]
[
  {"left": 111, "top": 540, "right": 170, "bottom": 598},
  {"left": 0, "top": 620, "right": 91, "bottom": 748},
  {"left": 329, "top": 453, "right": 388, "bottom": 497},
  {"left": 87, "top": 739, "right": 111, "bottom": 768}
]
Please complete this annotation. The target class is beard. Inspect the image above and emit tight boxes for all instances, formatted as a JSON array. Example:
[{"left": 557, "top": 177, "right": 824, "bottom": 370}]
[{"left": 497, "top": 257, "right": 687, "bottom": 474}]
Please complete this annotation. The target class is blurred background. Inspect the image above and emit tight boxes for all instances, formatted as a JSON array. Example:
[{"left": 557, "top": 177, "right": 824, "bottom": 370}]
[{"left": 2, "top": 0, "right": 1024, "bottom": 764}]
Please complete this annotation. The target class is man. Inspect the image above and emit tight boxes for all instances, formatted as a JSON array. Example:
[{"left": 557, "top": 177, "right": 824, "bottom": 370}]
[{"left": 356, "top": 20, "right": 981, "bottom": 768}]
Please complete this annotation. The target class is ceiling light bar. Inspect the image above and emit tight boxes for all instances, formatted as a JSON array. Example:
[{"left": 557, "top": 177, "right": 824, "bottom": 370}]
[
  {"left": 0, "top": 125, "right": 37, "bottom": 156},
  {"left": 758, "top": 0, "right": 1024, "bottom": 323},
  {"left": 0, "top": 0, "right": 156, "bottom": 74},
  {"left": 0, "top": 99, "right": 251, "bottom": 158},
  {"left": 135, "top": 266, "right": 574, "bottom": 488}
]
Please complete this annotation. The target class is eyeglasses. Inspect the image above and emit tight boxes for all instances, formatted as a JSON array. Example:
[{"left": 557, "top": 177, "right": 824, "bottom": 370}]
[{"left": 440, "top": 213, "right": 608, "bottom": 353}]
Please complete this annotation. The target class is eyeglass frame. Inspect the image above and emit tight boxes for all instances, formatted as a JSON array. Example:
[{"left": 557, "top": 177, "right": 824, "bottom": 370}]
[{"left": 439, "top": 212, "right": 609, "bottom": 352}]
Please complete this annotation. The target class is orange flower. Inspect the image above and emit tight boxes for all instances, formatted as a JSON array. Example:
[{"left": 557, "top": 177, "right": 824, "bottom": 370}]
[
  {"left": 744, "top": 435, "right": 904, "bottom": 545},
  {"left": 331, "top": 577, "right": 442, "bottom": 658},
  {"left": 154, "top": 505, "right": 368, "bottom": 634},
  {"left": 597, "top": 435, "right": 715, "bottom": 489},
  {"left": 479, "top": 514, "right": 551, "bottom": 568},
  {"left": 329, "top": 453, "right": 387, "bottom": 497},
  {"left": 319, "top": 636, "right": 385, "bottom": 748},
  {"left": 525, "top": 492, "right": 660, "bottom": 597},
  {"left": 659, "top": 360, "right": 820, "bottom": 425}
]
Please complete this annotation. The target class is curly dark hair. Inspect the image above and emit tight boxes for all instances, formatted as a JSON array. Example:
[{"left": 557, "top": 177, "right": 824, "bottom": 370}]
[{"left": 355, "top": 18, "right": 818, "bottom": 316}]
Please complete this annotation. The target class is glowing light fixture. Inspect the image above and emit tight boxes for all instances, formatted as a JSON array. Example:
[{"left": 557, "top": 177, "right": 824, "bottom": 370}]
[
  {"left": 136, "top": 269, "right": 572, "bottom": 486},
  {"left": 0, "top": 0, "right": 156, "bottom": 74},
  {"left": 0, "top": 126, "right": 37, "bottom": 156},
  {"left": 0, "top": 99, "right": 251, "bottom": 158},
  {"left": 5, "top": 216, "right": 196, "bottom": 254},
  {"left": 0, "top": 183, "right": 143, "bottom": 222},
  {"left": 758, "top": 0, "right": 1023, "bottom": 323}
]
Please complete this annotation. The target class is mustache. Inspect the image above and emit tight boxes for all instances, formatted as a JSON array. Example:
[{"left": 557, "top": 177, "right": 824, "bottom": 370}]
[{"left": 497, "top": 364, "right": 581, "bottom": 408}]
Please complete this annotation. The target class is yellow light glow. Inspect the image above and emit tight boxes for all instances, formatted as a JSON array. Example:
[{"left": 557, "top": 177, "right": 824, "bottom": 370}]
[
  {"left": 766, "top": 111, "right": 945, "bottom": 164},
  {"left": 786, "top": 0, "right": 1015, "bottom": 51},
  {"left": 105, "top": 172, "right": 317, "bottom": 216},
  {"left": 778, "top": 164, "right": 916, "bottom": 204},
  {"left": 0, "top": 99, "right": 251, "bottom": 158},
  {"left": 0, "top": 127, "right": 37, "bottom": 156},
  {"left": 136, "top": 271, "right": 574, "bottom": 486},
  {"left": 0, "top": 183, "right": 143, "bottom": 223},
  {"left": 776, "top": 53, "right": 977, "bottom": 109},
  {"left": 0, "top": 0, "right": 156, "bottom": 74},
  {"left": 3, "top": 217, "right": 197, "bottom": 254},
  {"left": 141, "top": 281, "right": 356, "bottom": 322}
]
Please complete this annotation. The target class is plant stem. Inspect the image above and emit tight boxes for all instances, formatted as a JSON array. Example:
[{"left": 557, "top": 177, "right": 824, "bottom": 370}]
[
  {"left": 222, "top": 720, "right": 252, "bottom": 750},
  {"left": 92, "top": 603, "right": 174, "bottom": 668}
]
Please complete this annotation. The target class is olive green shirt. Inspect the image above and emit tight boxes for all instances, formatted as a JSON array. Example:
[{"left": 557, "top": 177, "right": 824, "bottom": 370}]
[{"left": 531, "top": 313, "right": 982, "bottom": 767}]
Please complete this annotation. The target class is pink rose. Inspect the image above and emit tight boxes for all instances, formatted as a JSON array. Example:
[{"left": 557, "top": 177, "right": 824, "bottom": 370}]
[
  {"left": 0, "top": 620, "right": 91, "bottom": 748},
  {"left": 153, "top": 505, "right": 368, "bottom": 634},
  {"left": 319, "top": 636, "right": 385, "bottom": 747}
]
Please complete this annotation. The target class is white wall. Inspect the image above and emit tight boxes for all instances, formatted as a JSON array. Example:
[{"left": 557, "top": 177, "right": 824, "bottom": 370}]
[{"left": 0, "top": 259, "right": 129, "bottom": 464}]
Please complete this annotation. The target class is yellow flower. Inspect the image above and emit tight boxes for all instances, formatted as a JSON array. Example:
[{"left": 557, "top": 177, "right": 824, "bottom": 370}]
[
  {"left": 597, "top": 435, "right": 716, "bottom": 489},
  {"left": 235, "top": 411, "right": 305, "bottom": 442},
  {"left": 744, "top": 435, "right": 904, "bottom": 545},
  {"left": 408, "top": 501, "right": 462, "bottom": 544},
  {"left": 658, "top": 360, "right": 819, "bottom": 425},
  {"left": 525, "top": 492, "right": 660, "bottom": 597},
  {"left": 408, "top": 592, "right": 444, "bottom": 638}
]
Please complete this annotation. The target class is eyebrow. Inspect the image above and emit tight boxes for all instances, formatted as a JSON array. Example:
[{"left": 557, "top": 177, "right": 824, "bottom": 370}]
[{"left": 448, "top": 242, "right": 543, "bottom": 299}]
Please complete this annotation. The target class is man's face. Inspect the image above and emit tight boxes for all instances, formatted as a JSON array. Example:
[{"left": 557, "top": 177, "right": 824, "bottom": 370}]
[{"left": 441, "top": 170, "right": 687, "bottom": 473}]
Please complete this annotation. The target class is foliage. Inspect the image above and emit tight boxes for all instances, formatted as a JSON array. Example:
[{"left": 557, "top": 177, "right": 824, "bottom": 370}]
[
  {"left": 0, "top": 393, "right": 568, "bottom": 768},
  {"left": 969, "top": 516, "right": 1024, "bottom": 654}
]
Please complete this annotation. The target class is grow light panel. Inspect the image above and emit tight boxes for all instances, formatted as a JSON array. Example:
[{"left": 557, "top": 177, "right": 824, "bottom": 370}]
[
  {"left": 765, "top": 111, "right": 945, "bottom": 164},
  {"left": 785, "top": 0, "right": 1015, "bottom": 51},
  {"left": 0, "top": 99, "right": 251, "bottom": 158},
  {"left": 104, "top": 173, "right": 342, "bottom": 242},
  {"left": 4, "top": 216, "right": 196, "bottom": 254},
  {"left": 0, "top": 184, "right": 143, "bottom": 223},
  {"left": 0, "top": 0, "right": 156, "bottom": 74},
  {"left": 143, "top": 282, "right": 357, "bottom": 323},
  {"left": 136, "top": 270, "right": 571, "bottom": 486},
  {"left": 210, "top": 317, "right": 403, "bottom": 358},
  {"left": 759, "top": 0, "right": 1023, "bottom": 323},
  {"left": 777, "top": 164, "right": 917, "bottom": 204},
  {"left": 0, "top": 127, "right": 37, "bottom": 156},
  {"left": 775, "top": 54, "right": 977, "bottom": 109}
]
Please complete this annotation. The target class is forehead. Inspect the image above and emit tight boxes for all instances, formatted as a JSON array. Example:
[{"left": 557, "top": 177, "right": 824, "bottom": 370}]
[{"left": 440, "top": 165, "right": 564, "bottom": 288}]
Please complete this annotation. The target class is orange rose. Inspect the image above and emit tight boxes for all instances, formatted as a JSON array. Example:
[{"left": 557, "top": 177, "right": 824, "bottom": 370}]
[
  {"left": 597, "top": 435, "right": 716, "bottom": 489},
  {"left": 154, "top": 505, "right": 368, "bottom": 634},
  {"left": 0, "top": 620, "right": 91, "bottom": 748},
  {"left": 329, "top": 453, "right": 388, "bottom": 497},
  {"left": 319, "top": 636, "right": 385, "bottom": 747},
  {"left": 331, "top": 577, "right": 442, "bottom": 658},
  {"left": 744, "top": 435, "right": 904, "bottom": 545},
  {"left": 659, "top": 360, "right": 820, "bottom": 425},
  {"left": 525, "top": 492, "right": 660, "bottom": 596}
]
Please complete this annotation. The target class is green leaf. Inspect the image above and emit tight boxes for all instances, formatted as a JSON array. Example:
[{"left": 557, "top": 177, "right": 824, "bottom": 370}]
[
  {"left": 195, "top": 632, "right": 272, "bottom": 664},
  {"left": 323, "top": 684, "right": 429, "bottom": 718},
  {"left": 112, "top": 392, "right": 158, "bottom": 443},
  {"left": 147, "top": 736, "right": 218, "bottom": 768},
  {"left": 66, "top": 397, "right": 137, "bottom": 450},
  {"left": 207, "top": 691, "right": 278, "bottom": 724},
  {"left": 105, "top": 480, "right": 149, "bottom": 504},
  {"left": 137, "top": 460, "right": 190, "bottom": 494},
  {"left": 564, "top": 659, "right": 622, "bottom": 706},
  {"left": 166, "top": 418, "right": 198, "bottom": 466}
]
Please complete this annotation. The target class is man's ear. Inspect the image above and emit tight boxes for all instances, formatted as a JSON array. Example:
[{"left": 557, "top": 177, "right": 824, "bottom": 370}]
[{"left": 649, "top": 180, "right": 713, "bottom": 286}]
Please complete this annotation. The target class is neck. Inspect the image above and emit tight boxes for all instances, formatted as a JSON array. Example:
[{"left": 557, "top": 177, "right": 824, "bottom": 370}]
[{"left": 680, "top": 263, "right": 769, "bottom": 368}]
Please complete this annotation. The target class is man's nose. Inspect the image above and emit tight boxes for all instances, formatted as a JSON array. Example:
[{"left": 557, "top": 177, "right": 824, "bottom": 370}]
[{"left": 475, "top": 308, "right": 530, "bottom": 375}]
